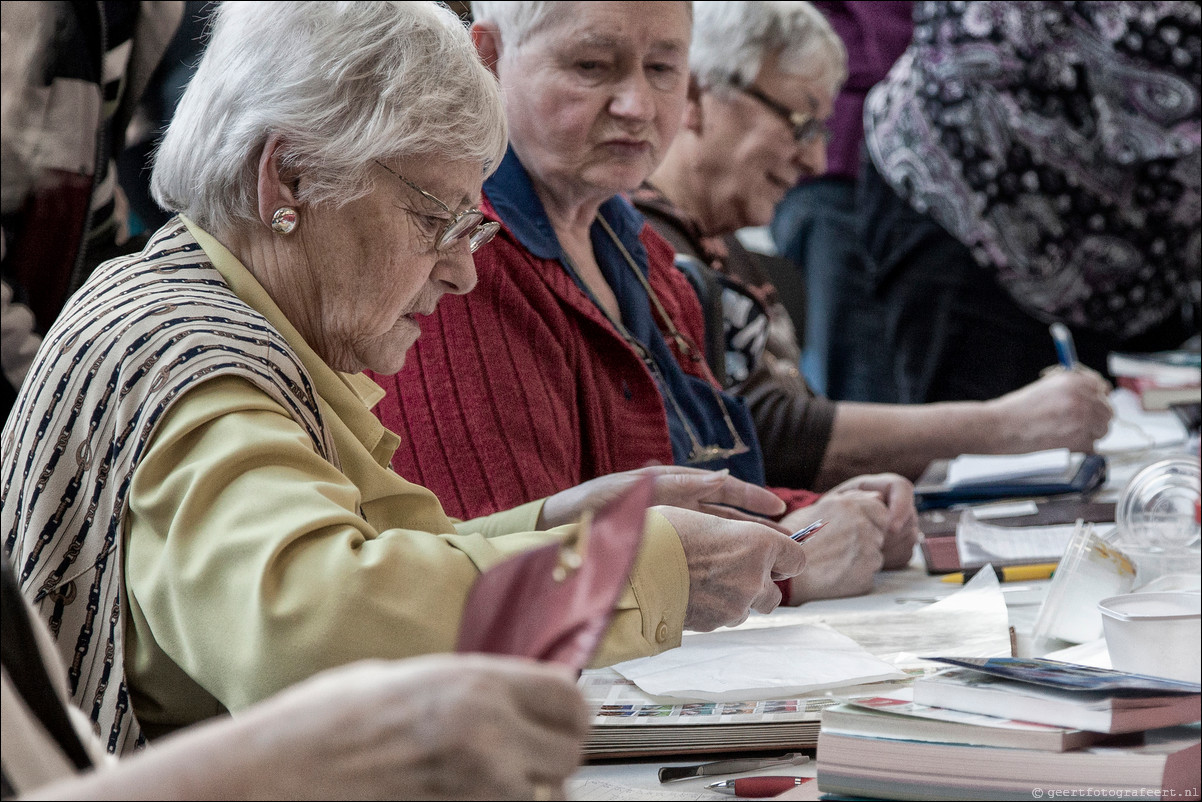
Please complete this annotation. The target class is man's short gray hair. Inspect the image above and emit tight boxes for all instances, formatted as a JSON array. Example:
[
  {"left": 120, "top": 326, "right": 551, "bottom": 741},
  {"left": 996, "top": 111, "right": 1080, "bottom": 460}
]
[
  {"left": 469, "top": 1, "right": 568, "bottom": 48},
  {"left": 152, "top": 1, "right": 507, "bottom": 235},
  {"left": 471, "top": 1, "right": 692, "bottom": 49},
  {"left": 690, "top": 1, "right": 846, "bottom": 95}
]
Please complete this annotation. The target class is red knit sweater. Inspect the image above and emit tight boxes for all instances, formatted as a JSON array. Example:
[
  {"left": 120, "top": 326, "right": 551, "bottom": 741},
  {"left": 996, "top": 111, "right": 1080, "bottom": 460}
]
[{"left": 368, "top": 199, "right": 818, "bottom": 521}]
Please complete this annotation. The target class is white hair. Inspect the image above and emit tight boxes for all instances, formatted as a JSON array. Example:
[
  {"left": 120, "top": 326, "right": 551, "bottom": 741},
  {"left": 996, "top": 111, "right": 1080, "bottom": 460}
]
[
  {"left": 690, "top": 1, "right": 847, "bottom": 96},
  {"left": 152, "top": 1, "right": 507, "bottom": 235},
  {"left": 469, "top": 1, "right": 569, "bottom": 47},
  {"left": 471, "top": 1, "right": 692, "bottom": 48}
]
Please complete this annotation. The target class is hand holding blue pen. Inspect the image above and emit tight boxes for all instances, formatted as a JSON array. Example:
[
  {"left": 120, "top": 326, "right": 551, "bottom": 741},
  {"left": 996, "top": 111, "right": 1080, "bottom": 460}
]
[{"left": 1050, "top": 323, "right": 1078, "bottom": 370}]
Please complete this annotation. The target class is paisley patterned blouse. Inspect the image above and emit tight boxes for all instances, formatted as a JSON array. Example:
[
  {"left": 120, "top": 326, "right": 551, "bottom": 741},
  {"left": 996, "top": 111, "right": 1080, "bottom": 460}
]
[{"left": 865, "top": 1, "right": 1200, "bottom": 338}]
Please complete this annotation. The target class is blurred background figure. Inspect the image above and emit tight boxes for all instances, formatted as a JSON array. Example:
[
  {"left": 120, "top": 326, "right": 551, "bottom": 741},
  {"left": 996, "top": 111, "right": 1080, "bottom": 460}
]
[
  {"left": 637, "top": 0, "right": 1113, "bottom": 490},
  {"left": 769, "top": 1, "right": 913, "bottom": 401},
  {"left": 118, "top": 1, "right": 216, "bottom": 235},
  {"left": 1, "top": 0, "right": 183, "bottom": 424},
  {"left": 857, "top": 0, "right": 1201, "bottom": 403}
]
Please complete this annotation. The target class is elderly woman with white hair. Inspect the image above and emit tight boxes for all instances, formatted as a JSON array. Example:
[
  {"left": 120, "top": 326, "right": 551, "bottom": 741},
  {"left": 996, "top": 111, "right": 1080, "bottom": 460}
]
[
  {"left": 1, "top": 0, "right": 807, "bottom": 760},
  {"left": 636, "top": 1, "right": 1112, "bottom": 491},
  {"left": 372, "top": 0, "right": 920, "bottom": 604}
]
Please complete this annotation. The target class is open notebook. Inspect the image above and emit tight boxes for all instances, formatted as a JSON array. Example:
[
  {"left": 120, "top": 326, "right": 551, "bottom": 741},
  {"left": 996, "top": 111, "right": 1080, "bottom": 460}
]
[{"left": 918, "top": 499, "right": 1116, "bottom": 573}]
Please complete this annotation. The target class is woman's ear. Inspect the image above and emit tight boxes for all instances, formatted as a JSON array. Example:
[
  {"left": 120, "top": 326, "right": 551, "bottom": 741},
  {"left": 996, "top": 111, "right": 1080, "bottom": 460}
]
[
  {"left": 471, "top": 20, "right": 503, "bottom": 76},
  {"left": 256, "top": 134, "right": 300, "bottom": 230}
]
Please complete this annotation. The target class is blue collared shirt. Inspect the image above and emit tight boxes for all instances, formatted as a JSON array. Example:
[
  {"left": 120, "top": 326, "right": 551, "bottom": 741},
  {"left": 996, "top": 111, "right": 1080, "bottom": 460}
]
[{"left": 484, "top": 148, "right": 766, "bottom": 485}]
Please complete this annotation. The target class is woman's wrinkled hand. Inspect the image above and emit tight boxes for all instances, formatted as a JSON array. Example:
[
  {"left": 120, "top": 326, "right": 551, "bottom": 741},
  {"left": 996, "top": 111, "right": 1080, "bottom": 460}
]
[
  {"left": 825, "top": 473, "right": 919, "bottom": 570},
  {"left": 226, "top": 654, "right": 588, "bottom": 800},
  {"left": 780, "top": 491, "right": 888, "bottom": 603},
  {"left": 655, "top": 505, "right": 805, "bottom": 631},
  {"left": 539, "top": 465, "right": 786, "bottom": 530}
]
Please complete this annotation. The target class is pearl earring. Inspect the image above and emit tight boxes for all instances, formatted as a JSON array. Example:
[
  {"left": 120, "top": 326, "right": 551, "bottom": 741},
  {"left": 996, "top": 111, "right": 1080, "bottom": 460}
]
[{"left": 270, "top": 207, "right": 299, "bottom": 235}]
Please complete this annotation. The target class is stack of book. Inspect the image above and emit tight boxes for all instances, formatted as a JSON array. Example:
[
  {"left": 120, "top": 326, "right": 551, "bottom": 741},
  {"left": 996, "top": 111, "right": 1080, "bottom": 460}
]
[
  {"left": 579, "top": 669, "right": 865, "bottom": 757},
  {"left": 817, "top": 657, "right": 1201, "bottom": 800},
  {"left": 1108, "top": 350, "right": 1201, "bottom": 412},
  {"left": 576, "top": 667, "right": 927, "bottom": 758}
]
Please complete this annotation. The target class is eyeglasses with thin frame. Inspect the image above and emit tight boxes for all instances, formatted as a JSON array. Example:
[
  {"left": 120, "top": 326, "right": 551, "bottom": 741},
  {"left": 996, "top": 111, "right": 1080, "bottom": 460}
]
[
  {"left": 738, "top": 85, "right": 830, "bottom": 145},
  {"left": 373, "top": 160, "right": 499, "bottom": 253}
]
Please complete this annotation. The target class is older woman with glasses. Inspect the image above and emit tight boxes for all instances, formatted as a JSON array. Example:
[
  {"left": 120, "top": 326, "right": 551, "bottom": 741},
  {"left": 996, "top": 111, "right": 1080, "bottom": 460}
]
[
  {"left": 2, "top": 0, "right": 807, "bottom": 758},
  {"left": 635, "top": 1, "right": 1112, "bottom": 492},
  {"left": 371, "top": 0, "right": 917, "bottom": 604}
]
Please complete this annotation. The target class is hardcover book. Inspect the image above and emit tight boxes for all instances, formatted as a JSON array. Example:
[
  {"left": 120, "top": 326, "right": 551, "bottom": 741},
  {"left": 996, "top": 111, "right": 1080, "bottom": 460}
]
[
  {"left": 577, "top": 669, "right": 918, "bottom": 758},
  {"left": 823, "top": 696, "right": 1103, "bottom": 751},
  {"left": 912, "top": 659, "right": 1201, "bottom": 734},
  {"left": 817, "top": 725, "right": 1201, "bottom": 801},
  {"left": 1116, "top": 375, "right": 1202, "bottom": 412},
  {"left": 1108, "top": 350, "right": 1202, "bottom": 384}
]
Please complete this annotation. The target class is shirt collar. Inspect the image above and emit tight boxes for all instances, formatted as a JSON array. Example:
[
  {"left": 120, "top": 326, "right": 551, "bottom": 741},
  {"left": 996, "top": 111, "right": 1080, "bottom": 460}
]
[
  {"left": 632, "top": 180, "right": 730, "bottom": 267},
  {"left": 484, "top": 146, "right": 648, "bottom": 263},
  {"left": 179, "top": 216, "right": 399, "bottom": 465}
]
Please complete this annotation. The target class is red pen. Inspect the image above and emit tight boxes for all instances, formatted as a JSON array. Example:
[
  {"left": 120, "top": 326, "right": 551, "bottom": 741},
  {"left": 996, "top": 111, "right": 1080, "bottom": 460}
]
[{"left": 706, "top": 776, "right": 811, "bottom": 797}]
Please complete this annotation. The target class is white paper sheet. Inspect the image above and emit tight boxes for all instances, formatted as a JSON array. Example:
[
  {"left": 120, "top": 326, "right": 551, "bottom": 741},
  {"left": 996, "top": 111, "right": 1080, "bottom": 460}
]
[
  {"left": 610, "top": 623, "right": 905, "bottom": 702},
  {"left": 838, "top": 568, "right": 1014, "bottom": 667},
  {"left": 957, "top": 519, "right": 1116, "bottom": 565},
  {"left": 725, "top": 569, "right": 1014, "bottom": 670},
  {"left": 1042, "top": 637, "right": 1113, "bottom": 668},
  {"left": 1095, "top": 388, "right": 1189, "bottom": 454},
  {"left": 945, "top": 448, "right": 1071, "bottom": 487}
]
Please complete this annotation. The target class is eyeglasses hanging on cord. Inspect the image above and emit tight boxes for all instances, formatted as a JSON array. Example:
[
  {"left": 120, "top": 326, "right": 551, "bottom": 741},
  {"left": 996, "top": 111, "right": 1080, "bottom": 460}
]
[{"left": 559, "top": 215, "right": 751, "bottom": 466}]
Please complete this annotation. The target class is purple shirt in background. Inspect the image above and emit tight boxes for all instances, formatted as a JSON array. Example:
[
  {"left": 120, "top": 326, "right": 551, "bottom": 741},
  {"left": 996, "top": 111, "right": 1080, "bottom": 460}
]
[{"left": 812, "top": 1, "right": 913, "bottom": 180}]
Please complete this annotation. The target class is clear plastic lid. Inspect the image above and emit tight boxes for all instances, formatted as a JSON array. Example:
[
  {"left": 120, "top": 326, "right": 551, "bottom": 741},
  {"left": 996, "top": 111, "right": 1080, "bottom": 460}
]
[{"left": 1114, "top": 457, "right": 1201, "bottom": 553}]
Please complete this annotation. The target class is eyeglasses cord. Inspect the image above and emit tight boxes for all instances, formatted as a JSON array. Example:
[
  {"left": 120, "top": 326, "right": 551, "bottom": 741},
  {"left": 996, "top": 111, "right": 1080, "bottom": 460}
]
[{"left": 559, "top": 215, "right": 750, "bottom": 464}]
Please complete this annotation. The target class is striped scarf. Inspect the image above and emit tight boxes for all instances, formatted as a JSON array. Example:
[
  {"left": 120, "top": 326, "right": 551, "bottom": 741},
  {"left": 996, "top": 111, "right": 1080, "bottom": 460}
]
[{"left": 1, "top": 219, "right": 336, "bottom": 753}]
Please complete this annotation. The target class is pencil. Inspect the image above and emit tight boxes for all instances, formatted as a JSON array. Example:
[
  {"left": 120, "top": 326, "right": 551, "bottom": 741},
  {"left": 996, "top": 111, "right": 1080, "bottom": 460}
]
[{"left": 940, "top": 563, "right": 1058, "bottom": 584}]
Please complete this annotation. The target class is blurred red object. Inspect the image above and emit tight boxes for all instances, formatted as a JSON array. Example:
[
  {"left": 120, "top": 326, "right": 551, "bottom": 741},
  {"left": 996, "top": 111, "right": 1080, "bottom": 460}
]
[{"left": 456, "top": 476, "right": 653, "bottom": 670}]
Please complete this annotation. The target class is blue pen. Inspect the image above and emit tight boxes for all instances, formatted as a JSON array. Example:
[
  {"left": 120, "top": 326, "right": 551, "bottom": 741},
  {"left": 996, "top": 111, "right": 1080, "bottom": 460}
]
[
  {"left": 790, "top": 519, "right": 827, "bottom": 544},
  {"left": 1050, "top": 323, "right": 1078, "bottom": 370}
]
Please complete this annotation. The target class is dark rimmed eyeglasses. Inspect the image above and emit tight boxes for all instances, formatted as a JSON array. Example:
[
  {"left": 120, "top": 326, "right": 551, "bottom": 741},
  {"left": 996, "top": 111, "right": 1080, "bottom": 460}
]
[
  {"left": 738, "top": 85, "right": 830, "bottom": 145},
  {"left": 373, "top": 160, "right": 499, "bottom": 253}
]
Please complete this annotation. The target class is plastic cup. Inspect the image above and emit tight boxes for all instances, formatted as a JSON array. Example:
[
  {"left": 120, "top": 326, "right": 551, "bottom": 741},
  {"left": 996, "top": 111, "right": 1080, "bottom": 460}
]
[
  {"left": 1098, "top": 591, "right": 1202, "bottom": 682},
  {"left": 1032, "top": 522, "right": 1137, "bottom": 645}
]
